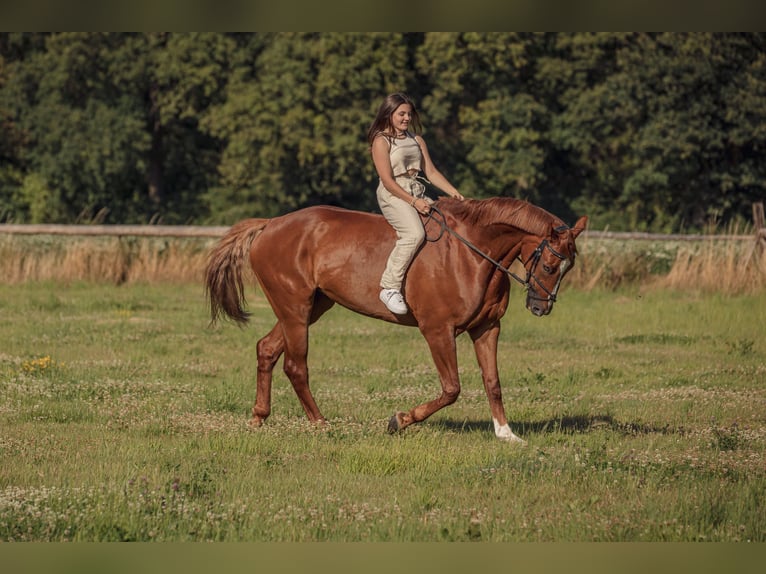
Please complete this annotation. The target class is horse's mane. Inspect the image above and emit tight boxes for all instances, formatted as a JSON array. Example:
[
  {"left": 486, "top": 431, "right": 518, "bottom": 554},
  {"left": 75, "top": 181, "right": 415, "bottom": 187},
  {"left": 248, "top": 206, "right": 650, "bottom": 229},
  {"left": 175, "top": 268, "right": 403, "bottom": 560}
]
[{"left": 440, "top": 197, "right": 564, "bottom": 237}]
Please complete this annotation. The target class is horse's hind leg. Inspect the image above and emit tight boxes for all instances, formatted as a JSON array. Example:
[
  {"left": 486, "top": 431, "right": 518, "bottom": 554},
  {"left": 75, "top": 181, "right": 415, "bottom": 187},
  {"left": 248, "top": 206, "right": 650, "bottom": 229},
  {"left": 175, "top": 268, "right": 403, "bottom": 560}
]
[
  {"left": 280, "top": 293, "right": 336, "bottom": 424},
  {"left": 252, "top": 292, "right": 335, "bottom": 426},
  {"left": 274, "top": 316, "right": 326, "bottom": 424},
  {"left": 251, "top": 323, "right": 325, "bottom": 426},
  {"left": 251, "top": 324, "right": 284, "bottom": 427}
]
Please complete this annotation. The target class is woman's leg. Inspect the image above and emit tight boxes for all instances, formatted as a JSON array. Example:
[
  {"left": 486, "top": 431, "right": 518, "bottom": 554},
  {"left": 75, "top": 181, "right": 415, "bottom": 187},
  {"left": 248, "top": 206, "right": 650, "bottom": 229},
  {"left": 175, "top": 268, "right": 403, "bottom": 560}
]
[{"left": 376, "top": 187, "right": 425, "bottom": 291}]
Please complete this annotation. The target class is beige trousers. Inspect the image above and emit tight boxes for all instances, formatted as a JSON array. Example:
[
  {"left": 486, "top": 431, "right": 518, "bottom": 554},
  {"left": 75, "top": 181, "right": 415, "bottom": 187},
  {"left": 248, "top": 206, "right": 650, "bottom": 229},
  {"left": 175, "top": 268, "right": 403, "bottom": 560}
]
[{"left": 376, "top": 177, "right": 429, "bottom": 291}]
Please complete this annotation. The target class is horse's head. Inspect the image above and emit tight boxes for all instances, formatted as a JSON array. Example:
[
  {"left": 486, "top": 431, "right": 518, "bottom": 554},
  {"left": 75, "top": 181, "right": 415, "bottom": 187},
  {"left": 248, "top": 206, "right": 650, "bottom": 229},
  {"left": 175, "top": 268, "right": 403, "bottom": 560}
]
[{"left": 519, "top": 216, "right": 587, "bottom": 317}]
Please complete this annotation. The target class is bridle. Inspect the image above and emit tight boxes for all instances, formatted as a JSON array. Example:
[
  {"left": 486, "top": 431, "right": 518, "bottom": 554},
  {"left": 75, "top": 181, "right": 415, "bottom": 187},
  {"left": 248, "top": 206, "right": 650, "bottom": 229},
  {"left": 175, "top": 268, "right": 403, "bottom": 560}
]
[
  {"left": 424, "top": 204, "right": 571, "bottom": 305},
  {"left": 523, "top": 236, "right": 570, "bottom": 304}
]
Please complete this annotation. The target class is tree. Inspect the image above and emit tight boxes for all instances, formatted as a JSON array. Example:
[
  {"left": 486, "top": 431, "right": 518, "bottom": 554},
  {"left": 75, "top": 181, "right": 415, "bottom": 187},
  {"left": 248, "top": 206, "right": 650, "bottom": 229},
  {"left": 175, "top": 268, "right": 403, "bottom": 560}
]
[
  {"left": 202, "top": 32, "right": 415, "bottom": 223},
  {"left": 0, "top": 33, "right": 47, "bottom": 221},
  {"left": 542, "top": 32, "right": 766, "bottom": 231},
  {"left": 416, "top": 33, "right": 550, "bottom": 201},
  {"left": 1, "top": 33, "right": 763, "bottom": 230},
  {"left": 0, "top": 33, "right": 233, "bottom": 223}
]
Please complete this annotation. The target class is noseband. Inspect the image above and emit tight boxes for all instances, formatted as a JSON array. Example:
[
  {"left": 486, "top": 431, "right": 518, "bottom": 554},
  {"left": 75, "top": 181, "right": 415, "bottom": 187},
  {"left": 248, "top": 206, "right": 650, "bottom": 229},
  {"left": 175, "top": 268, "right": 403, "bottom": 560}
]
[
  {"left": 522, "top": 235, "right": 569, "bottom": 304},
  {"left": 425, "top": 206, "right": 571, "bottom": 304}
]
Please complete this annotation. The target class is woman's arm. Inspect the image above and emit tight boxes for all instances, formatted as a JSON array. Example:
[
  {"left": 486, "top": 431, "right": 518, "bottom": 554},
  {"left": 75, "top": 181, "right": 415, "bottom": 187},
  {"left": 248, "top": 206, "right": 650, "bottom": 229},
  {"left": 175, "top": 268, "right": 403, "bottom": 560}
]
[{"left": 416, "top": 135, "right": 464, "bottom": 200}]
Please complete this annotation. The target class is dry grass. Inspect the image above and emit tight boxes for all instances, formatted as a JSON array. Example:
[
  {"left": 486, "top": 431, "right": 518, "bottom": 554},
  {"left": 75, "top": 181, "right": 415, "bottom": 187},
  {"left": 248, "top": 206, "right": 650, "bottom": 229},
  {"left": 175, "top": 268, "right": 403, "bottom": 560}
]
[
  {"left": 0, "top": 235, "right": 216, "bottom": 284},
  {"left": 567, "top": 229, "right": 765, "bottom": 294},
  {"left": 1, "top": 231, "right": 764, "bottom": 293},
  {"left": 658, "top": 238, "right": 766, "bottom": 295}
]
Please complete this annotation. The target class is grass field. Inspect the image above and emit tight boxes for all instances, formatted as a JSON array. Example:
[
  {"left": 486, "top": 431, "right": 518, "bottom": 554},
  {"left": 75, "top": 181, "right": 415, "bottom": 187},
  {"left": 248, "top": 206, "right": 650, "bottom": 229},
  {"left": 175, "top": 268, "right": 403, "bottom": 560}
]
[{"left": 0, "top": 281, "right": 764, "bottom": 541}]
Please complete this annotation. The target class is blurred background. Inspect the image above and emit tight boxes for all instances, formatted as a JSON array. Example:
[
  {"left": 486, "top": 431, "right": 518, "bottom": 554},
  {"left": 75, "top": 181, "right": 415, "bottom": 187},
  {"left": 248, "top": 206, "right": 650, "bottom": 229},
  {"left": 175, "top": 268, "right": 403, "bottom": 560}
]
[{"left": 1, "top": 32, "right": 764, "bottom": 232}]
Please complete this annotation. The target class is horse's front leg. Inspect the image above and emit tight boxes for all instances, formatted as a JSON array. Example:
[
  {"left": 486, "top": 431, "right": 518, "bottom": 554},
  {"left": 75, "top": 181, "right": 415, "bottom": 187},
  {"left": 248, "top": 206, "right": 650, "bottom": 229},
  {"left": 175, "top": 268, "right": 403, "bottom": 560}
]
[
  {"left": 470, "top": 321, "right": 526, "bottom": 444},
  {"left": 388, "top": 326, "right": 460, "bottom": 433}
]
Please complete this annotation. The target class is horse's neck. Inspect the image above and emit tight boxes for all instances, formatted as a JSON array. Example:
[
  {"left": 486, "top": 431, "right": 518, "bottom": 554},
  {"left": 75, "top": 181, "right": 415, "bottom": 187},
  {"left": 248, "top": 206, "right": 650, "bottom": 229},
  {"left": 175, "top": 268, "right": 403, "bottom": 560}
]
[
  {"left": 447, "top": 213, "right": 529, "bottom": 261},
  {"left": 487, "top": 226, "right": 532, "bottom": 265},
  {"left": 449, "top": 200, "right": 552, "bottom": 262}
]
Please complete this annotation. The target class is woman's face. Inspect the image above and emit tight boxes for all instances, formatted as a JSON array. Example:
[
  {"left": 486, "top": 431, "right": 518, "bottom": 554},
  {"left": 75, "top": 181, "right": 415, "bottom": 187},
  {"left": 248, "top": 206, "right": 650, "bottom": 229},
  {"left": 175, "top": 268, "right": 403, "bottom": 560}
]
[{"left": 390, "top": 103, "right": 412, "bottom": 135}]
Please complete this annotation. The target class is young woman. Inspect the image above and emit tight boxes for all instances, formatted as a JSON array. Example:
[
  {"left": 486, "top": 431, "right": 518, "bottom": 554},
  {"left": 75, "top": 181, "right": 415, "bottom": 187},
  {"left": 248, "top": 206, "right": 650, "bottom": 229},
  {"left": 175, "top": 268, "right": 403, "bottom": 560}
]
[{"left": 367, "top": 92, "right": 464, "bottom": 315}]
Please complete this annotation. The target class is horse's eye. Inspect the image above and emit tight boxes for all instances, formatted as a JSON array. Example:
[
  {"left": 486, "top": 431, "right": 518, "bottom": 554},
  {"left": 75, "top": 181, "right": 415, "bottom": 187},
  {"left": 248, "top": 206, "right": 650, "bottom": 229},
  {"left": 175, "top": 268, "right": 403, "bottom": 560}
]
[{"left": 543, "top": 264, "right": 554, "bottom": 274}]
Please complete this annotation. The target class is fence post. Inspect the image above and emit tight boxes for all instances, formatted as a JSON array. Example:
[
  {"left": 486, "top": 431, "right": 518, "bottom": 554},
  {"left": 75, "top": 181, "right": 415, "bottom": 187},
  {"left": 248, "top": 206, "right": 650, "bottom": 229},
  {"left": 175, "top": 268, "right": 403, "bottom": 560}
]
[{"left": 749, "top": 202, "right": 765, "bottom": 262}]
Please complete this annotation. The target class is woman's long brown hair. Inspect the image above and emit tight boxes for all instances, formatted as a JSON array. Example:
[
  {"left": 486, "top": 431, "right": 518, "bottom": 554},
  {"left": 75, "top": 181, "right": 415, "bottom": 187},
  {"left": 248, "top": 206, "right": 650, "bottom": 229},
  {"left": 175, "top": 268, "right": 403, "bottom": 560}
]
[{"left": 366, "top": 92, "right": 423, "bottom": 146}]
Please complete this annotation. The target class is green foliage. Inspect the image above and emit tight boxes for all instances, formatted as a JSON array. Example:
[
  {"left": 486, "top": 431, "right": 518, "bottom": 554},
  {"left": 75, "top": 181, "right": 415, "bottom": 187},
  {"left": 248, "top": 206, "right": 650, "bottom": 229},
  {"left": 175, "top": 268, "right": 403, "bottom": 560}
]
[
  {"left": 14, "top": 173, "right": 62, "bottom": 222},
  {"left": 1, "top": 33, "right": 765, "bottom": 229},
  {"left": 546, "top": 33, "right": 766, "bottom": 231},
  {"left": 201, "top": 32, "right": 410, "bottom": 222}
]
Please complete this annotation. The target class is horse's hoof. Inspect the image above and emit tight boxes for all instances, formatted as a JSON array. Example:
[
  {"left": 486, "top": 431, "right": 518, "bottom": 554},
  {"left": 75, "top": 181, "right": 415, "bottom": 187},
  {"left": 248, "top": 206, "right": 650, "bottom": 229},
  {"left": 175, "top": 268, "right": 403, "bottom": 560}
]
[
  {"left": 387, "top": 412, "right": 405, "bottom": 434},
  {"left": 249, "top": 416, "right": 264, "bottom": 429},
  {"left": 500, "top": 433, "right": 527, "bottom": 446}
]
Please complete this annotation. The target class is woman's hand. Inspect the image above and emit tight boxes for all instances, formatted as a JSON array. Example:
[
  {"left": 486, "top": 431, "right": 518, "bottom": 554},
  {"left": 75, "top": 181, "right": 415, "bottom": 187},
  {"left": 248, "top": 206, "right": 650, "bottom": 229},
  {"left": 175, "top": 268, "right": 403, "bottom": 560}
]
[{"left": 412, "top": 197, "right": 431, "bottom": 215}]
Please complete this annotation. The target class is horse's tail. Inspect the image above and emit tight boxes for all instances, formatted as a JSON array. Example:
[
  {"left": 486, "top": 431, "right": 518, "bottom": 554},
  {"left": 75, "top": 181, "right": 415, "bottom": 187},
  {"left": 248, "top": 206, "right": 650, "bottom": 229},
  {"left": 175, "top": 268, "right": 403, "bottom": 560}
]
[{"left": 204, "top": 218, "right": 269, "bottom": 326}]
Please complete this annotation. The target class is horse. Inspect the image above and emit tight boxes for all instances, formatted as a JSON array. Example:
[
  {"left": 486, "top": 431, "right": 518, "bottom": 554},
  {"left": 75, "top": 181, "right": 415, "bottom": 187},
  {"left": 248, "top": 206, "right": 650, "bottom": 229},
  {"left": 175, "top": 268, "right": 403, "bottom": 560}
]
[{"left": 205, "top": 197, "right": 587, "bottom": 443}]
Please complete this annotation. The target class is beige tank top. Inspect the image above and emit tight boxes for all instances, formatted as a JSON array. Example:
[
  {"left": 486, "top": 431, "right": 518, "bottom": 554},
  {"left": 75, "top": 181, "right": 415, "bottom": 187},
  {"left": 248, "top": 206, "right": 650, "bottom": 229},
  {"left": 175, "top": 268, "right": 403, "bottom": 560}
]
[
  {"left": 387, "top": 132, "right": 422, "bottom": 177},
  {"left": 375, "top": 132, "right": 426, "bottom": 198}
]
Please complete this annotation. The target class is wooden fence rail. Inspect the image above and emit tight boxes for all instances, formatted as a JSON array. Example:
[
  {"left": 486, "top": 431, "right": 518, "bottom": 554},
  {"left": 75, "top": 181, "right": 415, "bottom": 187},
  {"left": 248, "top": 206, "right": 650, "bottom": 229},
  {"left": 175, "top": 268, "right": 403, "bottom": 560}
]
[
  {"left": 3, "top": 203, "right": 764, "bottom": 242},
  {"left": 0, "top": 224, "right": 230, "bottom": 238}
]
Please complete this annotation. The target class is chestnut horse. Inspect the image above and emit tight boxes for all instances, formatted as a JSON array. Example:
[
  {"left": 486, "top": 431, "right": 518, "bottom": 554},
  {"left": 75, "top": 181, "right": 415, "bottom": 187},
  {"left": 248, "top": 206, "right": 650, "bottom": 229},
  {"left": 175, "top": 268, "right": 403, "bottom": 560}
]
[{"left": 205, "top": 197, "right": 587, "bottom": 443}]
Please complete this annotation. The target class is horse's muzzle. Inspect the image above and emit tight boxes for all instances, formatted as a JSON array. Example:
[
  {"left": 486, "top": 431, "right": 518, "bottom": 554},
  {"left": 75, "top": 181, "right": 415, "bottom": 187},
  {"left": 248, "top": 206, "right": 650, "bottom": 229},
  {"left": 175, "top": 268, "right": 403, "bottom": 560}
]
[
  {"left": 528, "top": 304, "right": 548, "bottom": 317},
  {"left": 526, "top": 292, "right": 553, "bottom": 317}
]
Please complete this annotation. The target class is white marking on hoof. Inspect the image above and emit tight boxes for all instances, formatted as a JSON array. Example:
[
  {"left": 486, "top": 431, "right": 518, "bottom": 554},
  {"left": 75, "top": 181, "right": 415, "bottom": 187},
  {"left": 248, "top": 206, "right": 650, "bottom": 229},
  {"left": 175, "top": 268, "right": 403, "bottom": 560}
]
[{"left": 494, "top": 418, "right": 527, "bottom": 445}]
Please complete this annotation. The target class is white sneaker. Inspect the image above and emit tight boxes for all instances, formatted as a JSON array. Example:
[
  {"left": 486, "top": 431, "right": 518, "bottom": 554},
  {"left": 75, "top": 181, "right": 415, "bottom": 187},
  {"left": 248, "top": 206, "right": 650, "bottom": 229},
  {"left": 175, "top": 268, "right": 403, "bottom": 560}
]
[{"left": 379, "top": 288, "right": 409, "bottom": 314}]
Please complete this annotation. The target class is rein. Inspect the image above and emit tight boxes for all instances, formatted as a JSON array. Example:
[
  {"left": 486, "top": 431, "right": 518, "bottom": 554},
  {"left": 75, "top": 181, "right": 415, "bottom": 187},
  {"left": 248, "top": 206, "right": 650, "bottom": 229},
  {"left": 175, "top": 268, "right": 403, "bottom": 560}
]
[{"left": 424, "top": 204, "right": 569, "bottom": 303}]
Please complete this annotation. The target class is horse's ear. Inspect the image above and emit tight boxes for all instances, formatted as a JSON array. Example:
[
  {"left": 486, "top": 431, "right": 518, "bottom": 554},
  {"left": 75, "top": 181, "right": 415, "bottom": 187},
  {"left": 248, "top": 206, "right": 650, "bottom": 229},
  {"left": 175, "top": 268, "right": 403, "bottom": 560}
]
[{"left": 570, "top": 216, "right": 588, "bottom": 239}]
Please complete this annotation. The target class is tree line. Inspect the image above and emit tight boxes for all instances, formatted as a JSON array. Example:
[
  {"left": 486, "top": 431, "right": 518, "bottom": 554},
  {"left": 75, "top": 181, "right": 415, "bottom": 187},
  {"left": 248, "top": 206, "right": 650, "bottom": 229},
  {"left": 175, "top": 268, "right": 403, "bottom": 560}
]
[{"left": 1, "top": 32, "right": 764, "bottom": 231}]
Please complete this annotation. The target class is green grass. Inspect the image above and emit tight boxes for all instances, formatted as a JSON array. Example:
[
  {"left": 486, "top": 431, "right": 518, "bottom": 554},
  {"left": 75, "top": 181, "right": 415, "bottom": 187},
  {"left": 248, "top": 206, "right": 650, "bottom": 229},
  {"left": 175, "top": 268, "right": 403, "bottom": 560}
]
[{"left": 0, "top": 282, "right": 764, "bottom": 541}]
